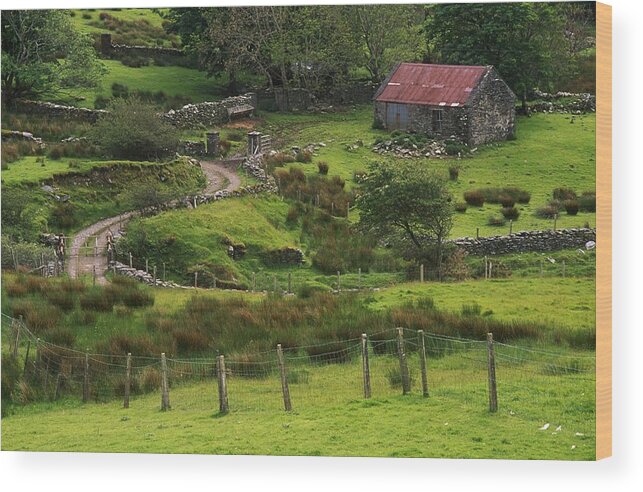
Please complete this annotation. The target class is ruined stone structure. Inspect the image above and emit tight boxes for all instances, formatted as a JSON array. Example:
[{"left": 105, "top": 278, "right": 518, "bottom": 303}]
[{"left": 374, "top": 63, "right": 516, "bottom": 146}]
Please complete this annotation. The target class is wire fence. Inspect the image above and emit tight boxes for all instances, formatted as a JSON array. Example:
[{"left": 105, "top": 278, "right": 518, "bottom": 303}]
[{"left": 1, "top": 313, "right": 595, "bottom": 417}]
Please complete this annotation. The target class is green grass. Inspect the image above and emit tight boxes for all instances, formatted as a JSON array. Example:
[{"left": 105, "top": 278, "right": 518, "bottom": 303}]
[
  {"left": 1, "top": 348, "right": 595, "bottom": 459},
  {"left": 368, "top": 276, "right": 595, "bottom": 332},
  {"left": 1, "top": 156, "right": 123, "bottom": 184},
  {"left": 258, "top": 108, "right": 596, "bottom": 238},
  {"left": 70, "top": 60, "right": 226, "bottom": 109},
  {"left": 1, "top": 158, "right": 206, "bottom": 240}
]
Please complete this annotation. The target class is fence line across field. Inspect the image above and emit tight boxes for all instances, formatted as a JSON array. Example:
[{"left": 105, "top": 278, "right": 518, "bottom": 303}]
[{"left": 2, "top": 313, "right": 595, "bottom": 417}]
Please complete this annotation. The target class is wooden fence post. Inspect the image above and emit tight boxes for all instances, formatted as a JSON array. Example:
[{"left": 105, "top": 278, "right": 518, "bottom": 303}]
[
  {"left": 336, "top": 271, "right": 341, "bottom": 291},
  {"left": 276, "top": 344, "right": 292, "bottom": 411},
  {"left": 83, "top": 350, "right": 90, "bottom": 403},
  {"left": 217, "top": 355, "right": 229, "bottom": 414},
  {"left": 160, "top": 353, "right": 170, "bottom": 411},
  {"left": 124, "top": 353, "right": 131, "bottom": 409},
  {"left": 23, "top": 339, "right": 31, "bottom": 377},
  {"left": 54, "top": 373, "right": 63, "bottom": 401},
  {"left": 418, "top": 330, "right": 429, "bottom": 397},
  {"left": 92, "top": 265, "right": 96, "bottom": 286},
  {"left": 509, "top": 219, "right": 513, "bottom": 235},
  {"left": 153, "top": 266, "right": 157, "bottom": 286},
  {"left": 12, "top": 320, "right": 20, "bottom": 360},
  {"left": 361, "top": 334, "right": 371, "bottom": 399},
  {"left": 484, "top": 256, "right": 488, "bottom": 279},
  {"left": 420, "top": 264, "right": 424, "bottom": 283},
  {"left": 129, "top": 252, "right": 133, "bottom": 268},
  {"left": 194, "top": 271, "right": 198, "bottom": 289},
  {"left": 476, "top": 227, "right": 480, "bottom": 239},
  {"left": 358, "top": 267, "right": 362, "bottom": 289},
  {"left": 487, "top": 333, "right": 498, "bottom": 413},
  {"left": 145, "top": 258, "right": 149, "bottom": 274},
  {"left": 287, "top": 272, "right": 292, "bottom": 294},
  {"left": 396, "top": 327, "right": 410, "bottom": 395}
]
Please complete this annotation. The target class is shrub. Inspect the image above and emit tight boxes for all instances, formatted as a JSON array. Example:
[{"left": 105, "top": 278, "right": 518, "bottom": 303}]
[
  {"left": 80, "top": 288, "right": 116, "bottom": 312},
  {"left": 47, "top": 328, "right": 76, "bottom": 347},
  {"left": 172, "top": 329, "right": 210, "bottom": 353},
  {"left": 89, "top": 97, "right": 179, "bottom": 160},
  {"left": 479, "top": 187, "right": 531, "bottom": 204},
  {"left": 45, "top": 290, "right": 76, "bottom": 312},
  {"left": 498, "top": 194, "right": 516, "bottom": 208},
  {"left": 82, "top": 13, "right": 91, "bottom": 19},
  {"left": 352, "top": 169, "right": 368, "bottom": 183},
  {"left": 535, "top": 205, "right": 559, "bottom": 219},
  {"left": 94, "top": 95, "right": 111, "bottom": 109},
  {"left": 461, "top": 303, "right": 482, "bottom": 316},
  {"left": 488, "top": 215, "right": 506, "bottom": 226},
  {"left": 50, "top": 202, "right": 78, "bottom": 229},
  {"left": 286, "top": 205, "right": 300, "bottom": 224},
  {"left": 317, "top": 161, "right": 329, "bottom": 175},
  {"left": 12, "top": 301, "right": 62, "bottom": 334},
  {"left": 501, "top": 206, "right": 520, "bottom": 220},
  {"left": 47, "top": 145, "right": 64, "bottom": 160},
  {"left": 564, "top": 199, "right": 580, "bottom": 215},
  {"left": 553, "top": 187, "right": 577, "bottom": 201},
  {"left": 454, "top": 202, "right": 467, "bottom": 213},
  {"left": 295, "top": 150, "right": 313, "bottom": 163},
  {"left": 578, "top": 191, "right": 596, "bottom": 212},
  {"left": 445, "top": 140, "right": 467, "bottom": 156},
  {"left": 464, "top": 190, "right": 485, "bottom": 207},
  {"left": 448, "top": 166, "right": 460, "bottom": 181},
  {"left": 111, "top": 82, "right": 129, "bottom": 98},
  {"left": 297, "top": 281, "right": 332, "bottom": 299}
]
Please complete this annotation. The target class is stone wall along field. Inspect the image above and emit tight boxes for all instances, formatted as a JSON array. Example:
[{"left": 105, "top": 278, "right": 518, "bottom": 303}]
[{"left": 451, "top": 228, "right": 596, "bottom": 256}]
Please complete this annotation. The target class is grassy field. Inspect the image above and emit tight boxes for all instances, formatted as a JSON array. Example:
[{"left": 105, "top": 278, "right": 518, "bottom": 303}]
[
  {"left": 258, "top": 108, "right": 596, "bottom": 238},
  {"left": 0, "top": 346, "right": 595, "bottom": 459},
  {"left": 70, "top": 60, "right": 225, "bottom": 109}
]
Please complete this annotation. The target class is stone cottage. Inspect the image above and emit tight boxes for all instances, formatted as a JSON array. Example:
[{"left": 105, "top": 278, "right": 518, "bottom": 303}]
[{"left": 373, "top": 63, "right": 516, "bottom": 145}]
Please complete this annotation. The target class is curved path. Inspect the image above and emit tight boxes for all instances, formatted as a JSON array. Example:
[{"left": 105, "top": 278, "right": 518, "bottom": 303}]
[{"left": 67, "top": 161, "right": 240, "bottom": 284}]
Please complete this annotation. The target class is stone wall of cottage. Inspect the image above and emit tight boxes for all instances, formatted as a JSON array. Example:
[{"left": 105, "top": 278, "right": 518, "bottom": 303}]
[{"left": 466, "top": 67, "right": 516, "bottom": 145}]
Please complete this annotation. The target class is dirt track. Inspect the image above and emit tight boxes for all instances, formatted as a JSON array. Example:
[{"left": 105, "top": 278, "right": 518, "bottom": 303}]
[{"left": 66, "top": 161, "right": 239, "bottom": 283}]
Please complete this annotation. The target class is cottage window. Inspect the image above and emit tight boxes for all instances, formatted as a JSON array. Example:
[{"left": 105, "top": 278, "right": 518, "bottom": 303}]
[{"left": 432, "top": 109, "right": 443, "bottom": 132}]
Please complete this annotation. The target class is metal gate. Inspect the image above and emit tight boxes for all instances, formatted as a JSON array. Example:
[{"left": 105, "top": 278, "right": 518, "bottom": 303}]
[{"left": 386, "top": 103, "right": 409, "bottom": 130}]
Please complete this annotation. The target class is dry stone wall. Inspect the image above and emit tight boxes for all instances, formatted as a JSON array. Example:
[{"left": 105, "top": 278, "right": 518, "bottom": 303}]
[
  {"left": 451, "top": 228, "right": 596, "bottom": 256},
  {"left": 13, "top": 100, "right": 107, "bottom": 123}
]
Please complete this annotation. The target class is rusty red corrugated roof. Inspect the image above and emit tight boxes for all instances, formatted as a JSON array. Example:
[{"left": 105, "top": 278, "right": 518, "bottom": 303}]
[{"left": 376, "top": 63, "right": 489, "bottom": 106}]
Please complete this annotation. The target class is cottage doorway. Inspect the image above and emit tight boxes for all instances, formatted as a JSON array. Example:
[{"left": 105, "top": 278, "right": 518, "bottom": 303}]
[{"left": 386, "top": 103, "right": 408, "bottom": 130}]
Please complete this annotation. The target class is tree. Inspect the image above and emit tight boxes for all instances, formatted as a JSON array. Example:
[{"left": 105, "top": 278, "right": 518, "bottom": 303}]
[
  {"left": 88, "top": 97, "right": 179, "bottom": 161},
  {"left": 356, "top": 161, "right": 454, "bottom": 280},
  {"left": 424, "top": 3, "right": 570, "bottom": 110},
  {"left": 1, "top": 10, "right": 105, "bottom": 103},
  {"left": 347, "top": 4, "right": 425, "bottom": 83}
]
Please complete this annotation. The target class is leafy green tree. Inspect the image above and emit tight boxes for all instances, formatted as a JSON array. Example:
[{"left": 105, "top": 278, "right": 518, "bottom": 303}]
[
  {"left": 89, "top": 97, "right": 179, "bottom": 161},
  {"left": 347, "top": 4, "right": 425, "bottom": 83},
  {"left": 356, "top": 161, "right": 454, "bottom": 280},
  {"left": 424, "top": 2, "right": 570, "bottom": 110},
  {"left": 1, "top": 10, "right": 105, "bottom": 103}
]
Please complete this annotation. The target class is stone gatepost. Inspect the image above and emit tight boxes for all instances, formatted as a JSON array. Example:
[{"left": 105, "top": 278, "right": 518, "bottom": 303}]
[
  {"left": 100, "top": 33, "right": 113, "bottom": 56},
  {"left": 247, "top": 131, "right": 262, "bottom": 155},
  {"left": 206, "top": 132, "right": 220, "bottom": 157}
]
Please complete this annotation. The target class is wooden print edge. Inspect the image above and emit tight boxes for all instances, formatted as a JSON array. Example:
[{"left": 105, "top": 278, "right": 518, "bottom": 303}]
[{"left": 595, "top": 1, "right": 612, "bottom": 461}]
